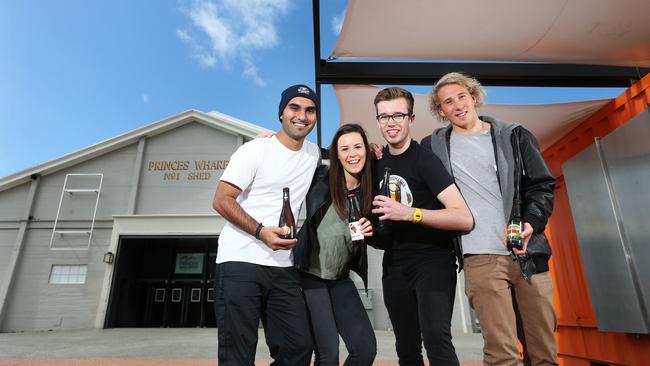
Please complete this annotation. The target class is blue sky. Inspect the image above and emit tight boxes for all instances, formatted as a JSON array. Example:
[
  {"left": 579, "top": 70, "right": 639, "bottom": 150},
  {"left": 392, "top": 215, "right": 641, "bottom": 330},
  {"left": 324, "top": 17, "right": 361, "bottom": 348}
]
[{"left": 0, "top": 0, "right": 624, "bottom": 178}]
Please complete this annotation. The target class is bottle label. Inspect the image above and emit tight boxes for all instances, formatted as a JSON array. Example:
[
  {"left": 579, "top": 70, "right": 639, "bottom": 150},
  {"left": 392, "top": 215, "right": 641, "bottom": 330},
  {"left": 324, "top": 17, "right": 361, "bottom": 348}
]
[
  {"left": 349, "top": 221, "right": 364, "bottom": 242},
  {"left": 281, "top": 225, "right": 293, "bottom": 239},
  {"left": 506, "top": 223, "right": 522, "bottom": 240},
  {"left": 389, "top": 182, "right": 402, "bottom": 202}
]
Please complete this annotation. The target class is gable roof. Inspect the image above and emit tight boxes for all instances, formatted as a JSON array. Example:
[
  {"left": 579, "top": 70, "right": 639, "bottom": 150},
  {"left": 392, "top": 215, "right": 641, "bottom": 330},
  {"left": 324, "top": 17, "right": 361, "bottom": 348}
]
[{"left": 0, "top": 109, "right": 269, "bottom": 192}]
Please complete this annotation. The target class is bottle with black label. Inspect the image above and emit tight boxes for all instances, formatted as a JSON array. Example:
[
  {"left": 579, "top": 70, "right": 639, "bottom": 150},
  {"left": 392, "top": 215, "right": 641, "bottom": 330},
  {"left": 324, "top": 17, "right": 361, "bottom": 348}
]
[
  {"left": 506, "top": 200, "right": 523, "bottom": 251},
  {"left": 348, "top": 193, "right": 365, "bottom": 245},
  {"left": 278, "top": 187, "right": 295, "bottom": 239}
]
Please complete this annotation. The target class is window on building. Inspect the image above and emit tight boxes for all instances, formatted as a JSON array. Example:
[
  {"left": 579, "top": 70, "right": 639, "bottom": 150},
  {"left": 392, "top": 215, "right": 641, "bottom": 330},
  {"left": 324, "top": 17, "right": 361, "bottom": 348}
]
[{"left": 49, "top": 264, "right": 88, "bottom": 284}]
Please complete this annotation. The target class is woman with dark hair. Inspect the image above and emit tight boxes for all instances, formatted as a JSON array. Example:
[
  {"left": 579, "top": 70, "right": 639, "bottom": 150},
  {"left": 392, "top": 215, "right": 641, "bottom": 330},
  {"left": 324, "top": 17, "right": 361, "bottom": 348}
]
[{"left": 293, "top": 123, "right": 377, "bottom": 366}]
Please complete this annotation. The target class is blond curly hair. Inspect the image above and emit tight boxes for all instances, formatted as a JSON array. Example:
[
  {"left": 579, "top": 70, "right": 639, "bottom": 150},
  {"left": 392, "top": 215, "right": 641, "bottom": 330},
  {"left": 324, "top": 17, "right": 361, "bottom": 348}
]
[{"left": 429, "top": 72, "right": 486, "bottom": 121}]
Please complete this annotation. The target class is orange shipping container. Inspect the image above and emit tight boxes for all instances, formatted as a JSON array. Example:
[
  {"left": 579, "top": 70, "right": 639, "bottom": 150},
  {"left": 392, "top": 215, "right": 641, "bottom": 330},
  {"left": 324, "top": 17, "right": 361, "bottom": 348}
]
[{"left": 542, "top": 74, "right": 650, "bottom": 366}]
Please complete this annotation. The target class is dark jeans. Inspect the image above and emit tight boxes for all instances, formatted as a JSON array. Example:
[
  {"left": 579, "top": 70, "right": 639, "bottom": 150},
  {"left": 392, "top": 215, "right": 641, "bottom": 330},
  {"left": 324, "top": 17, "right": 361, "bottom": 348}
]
[
  {"left": 301, "top": 273, "right": 377, "bottom": 366},
  {"left": 214, "top": 261, "right": 313, "bottom": 366},
  {"left": 382, "top": 249, "right": 459, "bottom": 366}
]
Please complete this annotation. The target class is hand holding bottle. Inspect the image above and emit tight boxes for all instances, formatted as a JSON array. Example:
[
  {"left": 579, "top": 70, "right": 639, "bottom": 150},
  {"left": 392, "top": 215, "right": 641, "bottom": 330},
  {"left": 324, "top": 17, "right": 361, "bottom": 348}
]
[
  {"left": 258, "top": 226, "right": 299, "bottom": 251},
  {"left": 371, "top": 194, "right": 412, "bottom": 222},
  {"left": 348, "top": 193, "right": 365, "bottom": 245},
  {"left": 516, "top": 222, "right": 533, "bottom": 255},
  {"left": 504, "top": 221, "right": 533, "bottom": 256},
  {"left": 373, "top": 167, "right": 393, "bottom": 226},
  {"left": 256, "top": 187, "right": 298, "bottom": 251},
  {"left": 348, "top": 195, "right": 374, "bottom": 246}
]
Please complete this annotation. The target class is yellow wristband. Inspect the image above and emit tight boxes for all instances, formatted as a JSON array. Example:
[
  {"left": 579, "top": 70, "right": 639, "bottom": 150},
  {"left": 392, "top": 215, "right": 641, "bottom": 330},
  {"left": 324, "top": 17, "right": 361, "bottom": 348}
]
[{"left": 412, "top": 208, "right": 423, "bottom": 224}]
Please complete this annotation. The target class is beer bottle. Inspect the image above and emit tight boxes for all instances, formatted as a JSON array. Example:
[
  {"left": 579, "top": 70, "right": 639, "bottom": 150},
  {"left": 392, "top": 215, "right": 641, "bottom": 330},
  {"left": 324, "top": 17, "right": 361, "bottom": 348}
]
[
  {"left": 348, "top": 193, "right": 365, "bottom": 245},
  {"left": 278, "top": 187, "right": 295, "bottom": 239},
  {"left": 506, "top": 200, "right": 523, "bottom": 251},
  {"left": 375, "top": 167, "right": 391, "bottom": 230}
]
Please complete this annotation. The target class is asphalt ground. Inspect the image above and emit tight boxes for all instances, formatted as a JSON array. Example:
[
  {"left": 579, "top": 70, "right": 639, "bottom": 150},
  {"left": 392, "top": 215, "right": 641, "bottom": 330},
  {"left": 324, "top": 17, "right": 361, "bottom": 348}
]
[{"left": 0, "top": 328, "right": 484, "bottom": 365}]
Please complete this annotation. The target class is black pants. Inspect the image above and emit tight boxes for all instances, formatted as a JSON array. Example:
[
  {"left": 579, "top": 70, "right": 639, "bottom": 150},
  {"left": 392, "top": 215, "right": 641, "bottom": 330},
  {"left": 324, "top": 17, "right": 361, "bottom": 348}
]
[
  {"left": 215, "top": 261, "right": 313, "bottom": 366},
  {"left": 382, "top": 250, "right": 459, "bottom": 366},
  {"left": 301, "top": 274, "right": 376, "bottom": 366}
]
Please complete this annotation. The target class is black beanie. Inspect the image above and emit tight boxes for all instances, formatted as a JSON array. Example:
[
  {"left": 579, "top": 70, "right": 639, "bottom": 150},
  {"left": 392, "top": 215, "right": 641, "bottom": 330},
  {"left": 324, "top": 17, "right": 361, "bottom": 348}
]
[{"left": 278, "top": 84, "right": 319, "bottom": 121}]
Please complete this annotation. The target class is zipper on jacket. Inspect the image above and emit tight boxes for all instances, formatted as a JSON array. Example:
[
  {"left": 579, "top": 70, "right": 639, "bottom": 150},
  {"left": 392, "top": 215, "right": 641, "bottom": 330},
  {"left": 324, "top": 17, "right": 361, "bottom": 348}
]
[{"left": 488, "top": 120, "right": 503, "bottom": 192}]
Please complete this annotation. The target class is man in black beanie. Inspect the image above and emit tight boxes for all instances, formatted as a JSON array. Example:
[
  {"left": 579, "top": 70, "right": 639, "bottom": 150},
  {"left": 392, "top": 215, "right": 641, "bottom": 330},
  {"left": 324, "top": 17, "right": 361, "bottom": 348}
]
[
  {"left": 213, "top": 84, "right": 320, "bottom": 365},
  {"left": 278, "top": 84, "right": 319, "bottom": 122}
]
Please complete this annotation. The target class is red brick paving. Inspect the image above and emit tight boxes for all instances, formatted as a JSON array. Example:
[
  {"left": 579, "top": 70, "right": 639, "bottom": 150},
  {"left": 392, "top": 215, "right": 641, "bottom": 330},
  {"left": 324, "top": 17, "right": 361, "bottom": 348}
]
[{"left": 0, "top": 360, "right": 483, "bottom": 366}]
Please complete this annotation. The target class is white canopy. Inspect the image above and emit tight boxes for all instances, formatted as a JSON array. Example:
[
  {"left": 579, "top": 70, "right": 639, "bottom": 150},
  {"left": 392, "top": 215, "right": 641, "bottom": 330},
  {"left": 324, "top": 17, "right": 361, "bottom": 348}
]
[
  {"left": 333, "top": 84, "right": 609, "bottom": 150},
  {"left": 333, "top": 0, "right": 650, "bottom": 67}
]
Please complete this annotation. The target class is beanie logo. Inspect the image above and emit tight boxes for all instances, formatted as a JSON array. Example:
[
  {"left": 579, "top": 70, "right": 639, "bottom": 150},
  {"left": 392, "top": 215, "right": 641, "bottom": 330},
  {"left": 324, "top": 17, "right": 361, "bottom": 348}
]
[{"left": 297, "top": 86, "right": 310, "bottom": 95}]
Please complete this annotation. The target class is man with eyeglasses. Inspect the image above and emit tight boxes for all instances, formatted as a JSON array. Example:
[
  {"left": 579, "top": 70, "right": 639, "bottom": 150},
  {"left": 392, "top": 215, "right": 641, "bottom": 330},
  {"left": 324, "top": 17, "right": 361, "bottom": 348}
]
[{"left": 370, "top": 87, "right": 474, "bottom": 366}]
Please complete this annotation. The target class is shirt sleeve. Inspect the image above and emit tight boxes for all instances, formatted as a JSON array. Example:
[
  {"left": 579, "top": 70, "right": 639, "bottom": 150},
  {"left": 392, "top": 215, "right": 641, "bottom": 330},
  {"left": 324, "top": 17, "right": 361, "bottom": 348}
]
[
  {"left": 219, "top": 140, "right": 260, "bottom": 192},
  {"left": 419, "top": 148, "right": 454, "bottom": 197}
]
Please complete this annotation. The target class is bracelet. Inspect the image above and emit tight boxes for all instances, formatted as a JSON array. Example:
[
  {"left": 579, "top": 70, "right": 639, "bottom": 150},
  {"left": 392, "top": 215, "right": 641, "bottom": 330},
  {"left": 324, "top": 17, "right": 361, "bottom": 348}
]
[
  {"left": 254, "top": 222, "right": 264, "bottom": 240},
  {"left": 412, "top": 208, "right": 423, "bottom": 224}
]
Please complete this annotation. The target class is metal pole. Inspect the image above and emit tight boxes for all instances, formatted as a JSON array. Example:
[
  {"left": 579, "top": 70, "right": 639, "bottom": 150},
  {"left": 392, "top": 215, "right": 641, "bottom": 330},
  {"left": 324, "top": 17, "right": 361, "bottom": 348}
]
[{"left": 312, "top": 0, "right": 322, "bottom": 148}]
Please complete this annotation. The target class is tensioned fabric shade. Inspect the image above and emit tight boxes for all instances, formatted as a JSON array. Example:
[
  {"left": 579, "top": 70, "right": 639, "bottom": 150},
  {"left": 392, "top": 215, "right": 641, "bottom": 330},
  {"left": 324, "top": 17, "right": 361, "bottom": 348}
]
[
  {"left": 332, "top": 0, "right": 650, "bottom": 67},
  {"left": 333, "top": 84, "right": 610, "bottom": 150}
]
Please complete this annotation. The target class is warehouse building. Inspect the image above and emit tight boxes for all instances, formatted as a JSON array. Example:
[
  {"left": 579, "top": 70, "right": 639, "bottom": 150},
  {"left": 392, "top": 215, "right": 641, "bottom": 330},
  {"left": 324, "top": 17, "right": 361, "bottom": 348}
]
[{"left": 0, "top": 110, "right": 268, "bottom": 331}]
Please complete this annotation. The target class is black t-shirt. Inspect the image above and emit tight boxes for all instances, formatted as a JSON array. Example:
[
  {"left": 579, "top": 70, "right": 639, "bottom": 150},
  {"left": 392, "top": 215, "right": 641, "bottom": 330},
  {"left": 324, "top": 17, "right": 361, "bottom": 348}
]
[{"left": 375, "top": 140, "right": 456, "bottom": 252}]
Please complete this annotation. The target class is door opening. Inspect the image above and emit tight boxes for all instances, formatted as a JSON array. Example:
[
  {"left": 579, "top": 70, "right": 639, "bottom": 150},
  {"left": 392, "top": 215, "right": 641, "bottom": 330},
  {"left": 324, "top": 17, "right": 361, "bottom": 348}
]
[{"left": 105, "top": 236, "right": 217, "bottom": 328}]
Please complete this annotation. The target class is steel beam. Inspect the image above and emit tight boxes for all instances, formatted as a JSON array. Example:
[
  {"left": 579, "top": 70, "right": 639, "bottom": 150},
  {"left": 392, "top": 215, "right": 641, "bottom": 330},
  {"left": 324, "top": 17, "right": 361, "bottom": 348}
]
[{"left": 317, "top": 60, "right": 649, "bottom": 87}]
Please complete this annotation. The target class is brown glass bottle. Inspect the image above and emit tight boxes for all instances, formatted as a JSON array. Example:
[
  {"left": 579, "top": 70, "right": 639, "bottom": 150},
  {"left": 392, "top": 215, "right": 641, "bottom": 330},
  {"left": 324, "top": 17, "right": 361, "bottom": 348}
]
[
  {"left": 506, "top": 200, "right": 523, "bottom": 251},
  {"left": 278, "top": 187, "right": 295, "bottom": 239},
  {"left": 348, "top": 193, "right": 365, "bottom": 245},
  {"left": 375, "top": 167, "right": 391, "bottom": 230}
]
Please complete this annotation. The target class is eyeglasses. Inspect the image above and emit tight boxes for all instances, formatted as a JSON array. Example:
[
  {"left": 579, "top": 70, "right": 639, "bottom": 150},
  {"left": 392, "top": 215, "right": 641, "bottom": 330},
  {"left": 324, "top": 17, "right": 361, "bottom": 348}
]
[{"left": 376, "top": 112, "right": 411, "bottom": 124}]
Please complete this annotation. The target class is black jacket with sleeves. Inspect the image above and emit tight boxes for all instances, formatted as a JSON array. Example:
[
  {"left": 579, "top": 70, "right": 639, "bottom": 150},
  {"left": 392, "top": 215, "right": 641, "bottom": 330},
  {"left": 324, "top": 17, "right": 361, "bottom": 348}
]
[{"left": 422, "top": 116, "right": 556, "bottom": 276}]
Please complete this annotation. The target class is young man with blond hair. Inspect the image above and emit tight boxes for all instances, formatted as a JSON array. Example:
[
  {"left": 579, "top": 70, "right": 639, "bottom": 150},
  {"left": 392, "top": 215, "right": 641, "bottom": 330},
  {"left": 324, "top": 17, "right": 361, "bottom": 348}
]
[{"left": 423, "top": 72, "right": 558, "bottom": 366}]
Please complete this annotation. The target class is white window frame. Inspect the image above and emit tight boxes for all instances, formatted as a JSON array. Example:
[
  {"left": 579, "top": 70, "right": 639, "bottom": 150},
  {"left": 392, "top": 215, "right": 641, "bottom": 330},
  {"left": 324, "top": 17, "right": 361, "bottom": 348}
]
[{"left": 49, "top": 264, "right": 88, "bottom": 284}]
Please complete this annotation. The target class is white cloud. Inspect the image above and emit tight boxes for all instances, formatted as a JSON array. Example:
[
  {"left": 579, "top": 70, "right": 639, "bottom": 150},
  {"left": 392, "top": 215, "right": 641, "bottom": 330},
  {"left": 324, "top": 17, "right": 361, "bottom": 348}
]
[
  {"left": 178, "top": 0, "right": 289, "bottom": 85},
  {"left": 177, "top": 28, "right": 217, "bottom": 67},
  {"left": 142, "top": 93, "right": 149, "bottom": 103},
  {"left": 242, "top": 57, "right": 266, "bottom": 87},
  {"left": 331, "top": 9, "right": 345, "bottom": 35},
  {"left": 176, "top": 29, "right": 192, "bottom": 43}
]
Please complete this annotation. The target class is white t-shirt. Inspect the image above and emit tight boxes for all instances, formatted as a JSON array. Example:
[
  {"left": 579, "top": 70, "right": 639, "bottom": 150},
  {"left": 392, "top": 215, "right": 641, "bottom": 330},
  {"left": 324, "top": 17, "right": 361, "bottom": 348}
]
[{"left": 216, "top": 136, "right": 320, "bottom": 267}]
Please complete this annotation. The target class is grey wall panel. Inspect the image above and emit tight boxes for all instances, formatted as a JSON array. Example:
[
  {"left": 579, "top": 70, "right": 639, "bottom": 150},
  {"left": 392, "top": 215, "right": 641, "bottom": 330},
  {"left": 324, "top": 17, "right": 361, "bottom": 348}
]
[
  {"left": 598, "top": 110, "right": 650, "bottom": 332},
  {"left": 137, "top": 122, "right": 240, "bottom": 215},
  {"left": 367, "top": 247, "right": 390, "bottom": 330},
  {"left": 30, "top": 174, "right": 68, "bottom": 221},
  {"left": 1, "top": 227, "right": 112, "bottom": 331},
  {"left": 31, "top": 144, "right": 138, "bottom": 221},
  {"left": 0, "top": 229, "right": 19, "bottom": 289},
  {"left": 0, "top": 184, "right": 29, "bottom": 220},
  {"left": 563, "top": 143, "right": 647, "bottom": 333}
]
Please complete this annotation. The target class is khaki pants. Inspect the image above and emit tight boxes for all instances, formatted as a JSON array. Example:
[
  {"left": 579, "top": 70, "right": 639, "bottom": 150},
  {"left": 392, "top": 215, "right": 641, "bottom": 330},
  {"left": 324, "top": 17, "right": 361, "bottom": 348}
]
[{"left": 464, "top": 254, "right": 558, "bottom": 366}]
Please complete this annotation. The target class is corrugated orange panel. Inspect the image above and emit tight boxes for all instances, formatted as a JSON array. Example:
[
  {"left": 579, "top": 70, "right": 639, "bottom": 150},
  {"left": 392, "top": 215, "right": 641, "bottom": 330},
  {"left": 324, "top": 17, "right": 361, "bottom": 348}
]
[{"left": 548, "top": 178, "right": 596, "bottom": 327}]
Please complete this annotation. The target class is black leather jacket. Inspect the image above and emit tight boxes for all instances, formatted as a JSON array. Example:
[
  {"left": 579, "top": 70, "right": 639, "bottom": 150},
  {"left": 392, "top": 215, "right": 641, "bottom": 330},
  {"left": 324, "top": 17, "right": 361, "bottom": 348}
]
[
  {"left": 423, "top": 116, "right": 556, "bottom": 276},
  {"left": 293, "top": 165, "right": 369, "bottom": 288}
]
